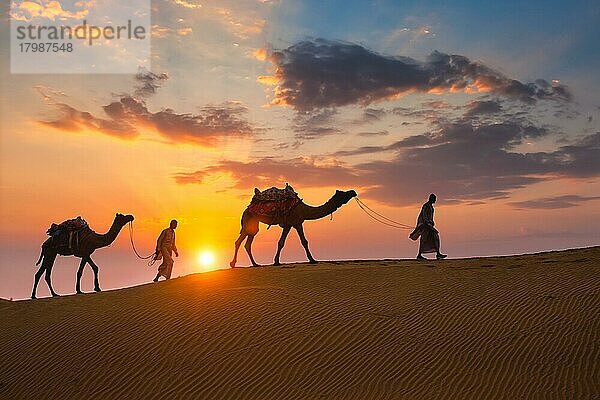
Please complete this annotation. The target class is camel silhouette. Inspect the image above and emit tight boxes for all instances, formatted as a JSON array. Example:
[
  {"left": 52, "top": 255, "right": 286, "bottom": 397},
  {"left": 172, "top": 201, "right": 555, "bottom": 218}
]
[
  {"left": 32, "top": 213, "right": 134, "bottom": 299},
  {"left": 230, "top": 189, "right": 357, "bottom": 267}
]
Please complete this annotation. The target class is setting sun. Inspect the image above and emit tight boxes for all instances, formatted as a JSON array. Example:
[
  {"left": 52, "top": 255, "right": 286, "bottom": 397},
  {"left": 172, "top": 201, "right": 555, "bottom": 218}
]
[{"left": 197, "top": 250, "right": 216, "bottom": 269}]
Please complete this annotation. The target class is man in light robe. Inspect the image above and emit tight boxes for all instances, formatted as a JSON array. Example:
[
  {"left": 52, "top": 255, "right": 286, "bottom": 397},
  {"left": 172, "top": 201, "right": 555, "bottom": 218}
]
[
  {"left": 153, "top": 219, "right": 179, "bottom": 282},
  {"left": 409, "top": 194, "right": 447, "bottom": 260}
]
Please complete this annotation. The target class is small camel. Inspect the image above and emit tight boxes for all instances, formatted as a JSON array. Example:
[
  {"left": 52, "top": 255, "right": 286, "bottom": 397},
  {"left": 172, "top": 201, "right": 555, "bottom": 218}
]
[
  {"left": 230, "top": 189, "right": 357, "bottom": 267},
  {"left": 32, "top": 213, "right": 134, "bottom": 299}
]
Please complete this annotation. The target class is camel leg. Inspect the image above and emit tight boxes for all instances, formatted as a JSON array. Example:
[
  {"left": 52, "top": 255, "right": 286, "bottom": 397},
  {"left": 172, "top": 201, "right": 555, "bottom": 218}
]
[
  {"left": 32, "top": 263, "right": 46, "bottom": 299},
  {"left": 295, "top": 224, "right": 317, "bottom": 264},
  {"left": 273, "top": 226, "right": 291, "bottom": 266},
  {"left": 44, "top": 268, "right": 60, "bottom": 297},
  {"left": 230, "top": 233, "right": 247, "bottom": 268},
  {"left": 42, "top": 252, "right": 60, "bottom": 297},
  {"left": 33, "top": 247, "right": 58, "bottom": 299},
  {"left": 40, "top": 251, "right": 59, "bottom": 297},
  {"left": 76, "top": 258, "right": 87, "bottom": 294},
  {"left": 242, "top": 216, "right": 260, "bottom": 267},
  {"left": 85, "top": 256, "right": 101, "bottom": 292},
  {"left": 244, "top": 235, "right": 261, "bottom": 267}
]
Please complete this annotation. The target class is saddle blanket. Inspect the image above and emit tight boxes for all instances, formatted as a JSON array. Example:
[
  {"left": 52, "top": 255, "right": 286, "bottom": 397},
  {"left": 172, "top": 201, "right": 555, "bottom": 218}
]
[
  {"left": 247, "top": 184, "right": 301, "bottom": 217},
  {"left": 247, "top": 197, "right": 300, "bottom": 217},
  {"left": 46, "top": 216, "right": 89, "bottom": 236}
]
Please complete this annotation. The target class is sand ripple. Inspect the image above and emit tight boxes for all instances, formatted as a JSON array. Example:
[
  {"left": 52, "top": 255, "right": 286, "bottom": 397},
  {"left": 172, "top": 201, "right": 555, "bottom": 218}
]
[{"left": 1, "top": 247, "right": 598, "bottom": 399}]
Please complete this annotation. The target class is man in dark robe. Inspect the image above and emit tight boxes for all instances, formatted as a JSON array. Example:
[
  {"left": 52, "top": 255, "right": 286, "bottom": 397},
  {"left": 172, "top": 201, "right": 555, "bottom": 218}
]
[
  {"left": 409, "top": 194, "right": 447, "bottom": 260},
  {"left": 153, "top": 219, "right": 179, "bottom": 282}
]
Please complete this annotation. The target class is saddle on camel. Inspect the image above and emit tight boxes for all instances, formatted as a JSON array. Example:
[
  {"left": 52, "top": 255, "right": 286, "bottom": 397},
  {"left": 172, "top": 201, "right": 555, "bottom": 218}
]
[
  {"left": 45, "top": 216, "right": 91, "bottom": 253},
  {"left": 247, "top": 183, "right": 301, "bottom": 221}
]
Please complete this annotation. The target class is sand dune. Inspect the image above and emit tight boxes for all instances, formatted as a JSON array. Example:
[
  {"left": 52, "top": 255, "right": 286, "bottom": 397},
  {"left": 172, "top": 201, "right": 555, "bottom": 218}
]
[{"left": 1, "top": 247, "right": 599, "bottom": 399}]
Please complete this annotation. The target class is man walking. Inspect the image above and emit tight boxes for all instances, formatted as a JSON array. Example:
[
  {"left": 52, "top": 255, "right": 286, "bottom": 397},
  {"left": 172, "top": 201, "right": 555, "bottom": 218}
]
[
  {"left": 153, "top": 219, "right": 179, "bottom": 282},
  {"left": 409, "top": 194, "right": 447, "bottom": 260}
]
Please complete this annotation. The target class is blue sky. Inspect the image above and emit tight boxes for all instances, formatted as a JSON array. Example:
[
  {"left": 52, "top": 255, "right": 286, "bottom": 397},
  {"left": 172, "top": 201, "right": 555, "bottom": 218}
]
[{"left": 269, "top": 0, "right": 600, "bottom": 90}]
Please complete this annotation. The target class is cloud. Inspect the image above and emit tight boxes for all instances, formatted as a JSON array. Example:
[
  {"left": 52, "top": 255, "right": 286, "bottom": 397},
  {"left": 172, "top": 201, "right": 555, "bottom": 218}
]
[
  {"left": 347, "top": 107, "right": 389, "bottom": 127},
  {"left": 40, "top": 103, "right": 136, "bottom": 139},
  {"left": 259, "top": 39, "right": 572, "bottom": 111},
  {"left": 292, "top": 108, "right": 341, "bottom": 139},
  {"left": 421, "top": 100, "right": 453, "bottom": 109},
  {"left": 362, "top": 108, "right": 387, "bottom": 122},
  {"left": 212, "top": 6, "right": 266, "bottom": 39},
  {"left": 134, "top": 69, "right": 169, "bottom": 98},
  {"left": 331, "top": 133, "right": 436, "bottom": 157},
  {"left": 508, "top": 195, "right": 600, "bottom": 210},
  {"left": 38, "top": 75, "right": 256, "bottom": 145},
  {"left": 250, "top": 48, "right": 269, "bottom": 61},
  {"left": 165, "top": 0, "right": 270, "bottom": 40},
  {"left": 176, "top": 123, "right": 599, "bottom": 206},
  {"left": 151, "top": 25, "right": 193, "bottom": 39},
  {"left": 348, "top": 101, "right": 458, "bottom": 127},
  {"left": 33, "top": 85, "right": 66, "bottom": 101},
  {"left": 358, "top": 130, "right": 389, "bottom": 137},
  {"left": 464, "top": 99, "right": 503, "bottom": 116},
  {"left": 171, "top": 0, "right": 202, "bottom": 9},
  {"left": 354, "top": 126, "right": 599, "bottom": 205},
  {"left": 173, "top": 157, "right": 363, "bottom": 188},
  {"left": 45, "top": 97, "right": 254, "bottom": 145},
  {"left": 547, "top": 132, "right": 600, "bottom": 177},
  {"left": 10, "top": 0, "right": 91, "bottom": 21},
  {"left": 391, "top": 105, "right": 450, "bottom": 125},
  {"left": 386, "top": 25, "right": 436, "bottom": 44}
]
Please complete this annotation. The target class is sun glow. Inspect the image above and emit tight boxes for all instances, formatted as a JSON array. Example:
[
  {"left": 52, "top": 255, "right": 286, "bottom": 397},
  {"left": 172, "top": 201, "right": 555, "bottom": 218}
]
[{"left": 197, "top": 250, "right": 216, "bottom": 269}]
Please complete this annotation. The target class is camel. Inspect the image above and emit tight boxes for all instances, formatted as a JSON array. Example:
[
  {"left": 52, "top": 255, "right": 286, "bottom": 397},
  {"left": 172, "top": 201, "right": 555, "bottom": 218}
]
[
  {"left": 230, "top": 189, "right": 357, "bottom": 267},
  {"left": 32, "top": 213, "right": 134, "bottom": 299}
]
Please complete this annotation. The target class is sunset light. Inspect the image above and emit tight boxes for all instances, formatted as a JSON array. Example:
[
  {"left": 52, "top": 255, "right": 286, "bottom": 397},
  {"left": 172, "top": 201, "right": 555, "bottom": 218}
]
[
  {"left": 197, "top": 250, "right": 216, "bottom": 269},
  {"left": 2, "top": 1, "right": 599, "bottom": 399}
]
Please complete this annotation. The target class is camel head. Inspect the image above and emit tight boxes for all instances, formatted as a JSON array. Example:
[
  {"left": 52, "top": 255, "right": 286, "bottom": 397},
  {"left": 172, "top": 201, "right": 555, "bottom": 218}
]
[
  {"left": 332, "top": 189, "right": 357, "bottom": 206},
  {"left": 115, "top": 213, "right": 135, "bottom": 226}
]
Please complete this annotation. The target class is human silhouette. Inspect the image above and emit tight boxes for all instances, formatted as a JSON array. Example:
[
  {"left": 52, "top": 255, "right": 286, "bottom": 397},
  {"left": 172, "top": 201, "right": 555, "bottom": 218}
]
[
  {"left": 409, "top": 194, "right": 447, "bottom": 260},
  {"left": 153, "top": 219, "right": 179, "bottom": 282}
]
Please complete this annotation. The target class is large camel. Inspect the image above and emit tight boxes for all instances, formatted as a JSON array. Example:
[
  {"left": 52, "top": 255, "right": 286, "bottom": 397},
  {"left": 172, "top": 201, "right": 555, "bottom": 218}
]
[
  {"left": 230, "top": 189, "right": 357, "bottom": 267},
  {"left": 32, "top": 213, "right": 134, "bottom": 299}
]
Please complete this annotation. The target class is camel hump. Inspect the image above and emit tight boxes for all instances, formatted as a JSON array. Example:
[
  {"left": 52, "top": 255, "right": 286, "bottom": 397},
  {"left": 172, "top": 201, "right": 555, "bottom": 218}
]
[
  {"left": 46, "top": 216, "right": 89, "bottom": 236},
  {"left": 248, "top": 185, "right": 301, "bottom": 218},
  {"left": 251, "top": 185, "right": 299, "bottom": 203}
]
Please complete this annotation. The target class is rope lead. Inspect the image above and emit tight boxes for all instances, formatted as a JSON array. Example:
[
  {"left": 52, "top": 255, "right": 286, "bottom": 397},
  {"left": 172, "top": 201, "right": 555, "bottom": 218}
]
[
  {"left": 354, "top": 197, "right": 414, "bottom": 230},
  {"left": 128, "top": 222, "right": 158, "bottom": 266}
]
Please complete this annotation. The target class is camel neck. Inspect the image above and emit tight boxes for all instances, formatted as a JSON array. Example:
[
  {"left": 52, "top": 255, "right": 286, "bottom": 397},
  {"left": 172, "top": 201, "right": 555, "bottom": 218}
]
[
  {"left": 97, "top": 219, "right": 123, "bottom": 247},
  {"left": 303, "top": 197, "right": 339, "bottom": 220}
]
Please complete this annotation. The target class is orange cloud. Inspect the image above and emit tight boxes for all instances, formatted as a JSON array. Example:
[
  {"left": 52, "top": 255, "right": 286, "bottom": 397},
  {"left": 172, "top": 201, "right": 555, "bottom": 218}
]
[
  {"left": 213, "top": 7, "right": 266, "bottom": 39},
  {"left": 251, "top": 48, "right": 268, "bottom": 61},
  {"left": 177, "top": 27, "right": 193, "bottom": 36},
  {"left": 11, "top": 0, "right": 90, "bottom": 21},
  {"left": 257, "top": 75, "right": 280, "bottom": 85},
  {"left": 166, "top": 1, "right": 270, "bottom": 40},
  {"left": 171, "top": 0, "right": 202, "bottom": 9},
  {"left": 39, "top": 103, "right": 138, "bottom": 139},
  {"left": 152, "top": 24, "right": 193, "bottom": 38},
  {"left": 41, "top": 97, "right": 255, "bottom": 146},
  {"left": 36, "top": 74, "right": 256, "bottom": 146}
]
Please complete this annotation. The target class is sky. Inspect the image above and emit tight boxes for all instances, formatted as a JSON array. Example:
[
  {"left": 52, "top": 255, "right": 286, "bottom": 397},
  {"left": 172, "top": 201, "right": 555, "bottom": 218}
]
[{"left": 1, "top": 0, "right": 599, "bottom": 299}]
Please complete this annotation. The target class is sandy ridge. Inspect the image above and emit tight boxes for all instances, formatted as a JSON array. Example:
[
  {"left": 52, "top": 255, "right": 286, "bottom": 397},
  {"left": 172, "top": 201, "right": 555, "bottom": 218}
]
[{"left": 1, "top": 247, "right": 598, "bottom": 399}]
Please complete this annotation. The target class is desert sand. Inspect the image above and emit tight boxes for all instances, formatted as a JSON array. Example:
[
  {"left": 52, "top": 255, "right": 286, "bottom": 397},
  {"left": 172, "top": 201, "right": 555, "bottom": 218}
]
[{"left": 1, "top": 247, "right": 599, "bottom": 399}]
